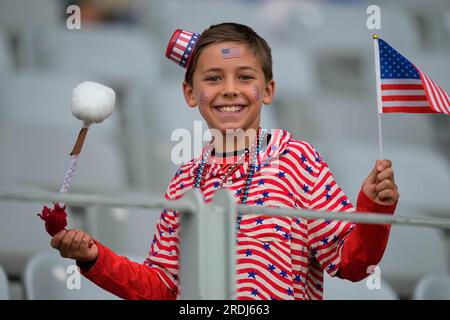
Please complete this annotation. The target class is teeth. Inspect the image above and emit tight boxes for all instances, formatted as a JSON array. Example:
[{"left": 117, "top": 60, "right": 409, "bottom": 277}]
[{"left": 218, "top": 105, "right": 243, "bottom": 112}]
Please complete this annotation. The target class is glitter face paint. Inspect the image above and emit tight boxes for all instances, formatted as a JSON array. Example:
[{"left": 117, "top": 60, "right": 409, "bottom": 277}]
[
  {"left": 221, "top": 47, "right": 241, "bottom": 59},
  {"left": 199, "top": 90, "right": 209, "bottom": 106},
  {"left": 251, "top": 84, "right": 261, "bottom": 101}
]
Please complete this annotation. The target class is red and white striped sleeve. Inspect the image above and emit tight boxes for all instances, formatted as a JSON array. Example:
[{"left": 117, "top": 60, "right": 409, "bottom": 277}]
[
  {"left": 306, "top": 148, "right": 397, "bottom": 281},
  {"left": 143, "top": 206, "right": 180, "bottom": 295},
  {"left": 142, "top": 161, "right": 196, "bottom": 296},
  {"left": 306, "top": 153, "right": 356, "bottom": 277}
]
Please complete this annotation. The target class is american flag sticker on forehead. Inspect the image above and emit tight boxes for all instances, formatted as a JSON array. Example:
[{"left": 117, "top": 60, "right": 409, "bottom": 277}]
[
  {"left": 221, "top": 47, "right": 241, "bottom": 59},
  {"left": 165, "top": 29, "right": 201, "bottom": 68}
]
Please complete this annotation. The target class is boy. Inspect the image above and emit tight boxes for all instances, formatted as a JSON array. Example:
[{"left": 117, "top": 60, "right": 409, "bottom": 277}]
[{"left": 51, "top": 23, "right": 399, "bottom": 300}]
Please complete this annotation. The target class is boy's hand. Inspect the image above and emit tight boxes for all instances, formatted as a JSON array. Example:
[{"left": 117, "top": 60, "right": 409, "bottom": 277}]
[
  {"left": 51, "top": 229, "right": 98, "bottom": 263},
  {"left": 361, "top": 159, "right": 399, "bottom": 206}
]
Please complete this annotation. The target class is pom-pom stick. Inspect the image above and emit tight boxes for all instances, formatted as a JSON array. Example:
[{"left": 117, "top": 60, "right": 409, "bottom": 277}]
[{"left": 39, "top": 81, "right": 115, "bottom": 239}]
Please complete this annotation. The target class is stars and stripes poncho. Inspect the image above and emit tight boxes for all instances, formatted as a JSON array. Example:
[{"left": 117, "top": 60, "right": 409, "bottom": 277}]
[{"left": 79, "top": 128, "right": 396, "bottom": 300}]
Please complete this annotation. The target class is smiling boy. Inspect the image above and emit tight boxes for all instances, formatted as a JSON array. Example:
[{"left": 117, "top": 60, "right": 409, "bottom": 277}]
[{"left": 51, "top": 23, "right": 399, "bottom": 300}]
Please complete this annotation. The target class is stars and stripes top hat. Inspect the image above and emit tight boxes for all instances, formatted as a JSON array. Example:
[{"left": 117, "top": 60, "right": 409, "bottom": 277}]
[{"left": 166, "top": 29, "right": 201, "bottom": 69}]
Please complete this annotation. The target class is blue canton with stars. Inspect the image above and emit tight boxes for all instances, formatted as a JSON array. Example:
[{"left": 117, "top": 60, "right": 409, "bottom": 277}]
[{"left": 378, "top": 39, "right": 420, "bottom": 80}]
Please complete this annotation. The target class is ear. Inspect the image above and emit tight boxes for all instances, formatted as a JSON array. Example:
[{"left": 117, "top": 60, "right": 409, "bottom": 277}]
[
  {"left": 262, "top": 80, "right": 275, "bottom": 105},
  {"left": 182, "top": 81, "right": 198, "bottom": 108}
]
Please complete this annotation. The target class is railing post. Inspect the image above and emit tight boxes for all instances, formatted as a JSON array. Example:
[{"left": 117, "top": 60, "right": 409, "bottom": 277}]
[
  {"left": 210, "top": 189, "right": 237, "bottom": 300},
  {"left": 179, "top": 189, "right": 206, "bottom": 299},
  {"left": 179, "top": 189, "right": 236, "bottom": 299}
]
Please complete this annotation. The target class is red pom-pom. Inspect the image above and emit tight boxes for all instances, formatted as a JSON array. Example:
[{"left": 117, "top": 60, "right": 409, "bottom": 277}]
[{"left": 38, "top": 203, "right": 68, "bottom": 236}]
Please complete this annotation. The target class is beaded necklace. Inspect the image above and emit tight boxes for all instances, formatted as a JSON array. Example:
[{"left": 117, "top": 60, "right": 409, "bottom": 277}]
[{"left": 193, "top": 128, "right": 267, "bottom": 233}]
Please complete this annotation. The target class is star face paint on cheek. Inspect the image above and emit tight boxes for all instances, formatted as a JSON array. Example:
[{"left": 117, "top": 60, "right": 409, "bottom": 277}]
[
  {"left": 251, "top": 85, "right": 261, "bottom": 101},
  {"left": 221, "top": 47, "right": 241, "bottom": 59},
  {"left": 199, "top": 90, "right": 209, "bottom": 106}
]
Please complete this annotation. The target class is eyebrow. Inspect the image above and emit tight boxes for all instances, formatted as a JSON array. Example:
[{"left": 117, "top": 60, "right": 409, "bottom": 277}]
[{"left": 201, "top": 66, "right": 258, "bottom": 74}]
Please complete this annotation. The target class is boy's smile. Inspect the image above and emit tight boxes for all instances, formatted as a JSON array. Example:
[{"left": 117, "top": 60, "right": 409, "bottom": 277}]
[{"left": 183, "top": 41, "right": 275, "bottom": 134}]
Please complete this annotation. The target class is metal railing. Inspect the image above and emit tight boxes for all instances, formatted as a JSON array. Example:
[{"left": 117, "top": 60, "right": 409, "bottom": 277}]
[{"left": 1, "top": 187, "right": 450, "bottom": 299}]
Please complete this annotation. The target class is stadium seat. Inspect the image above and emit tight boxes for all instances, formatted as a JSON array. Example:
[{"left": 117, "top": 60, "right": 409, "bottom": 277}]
[
  {"left": 313, "top": 142, "right": 449, "bottom": 298},
  {"left": 0, "top": 0, "right": 59, "bottom": 33},
  {"left": 18, "top": 25, "right": 159, "bottom": 86},
  {"left": 0, "top": 264, "right": 9, "bottom": 300},
  {"left": 324, "top": 272, "right": 399, "bottom": 300},
  {"left": 413, "top": 273, "right": 450, "bottom": 300},
  {"left": 0, "top": 71, "right": 126, "bottom": 192},
  {"left": 0, "top": 29, "right": 13, "bottom": 73},
  {"left": 0, "top": 71, "right": 129, "bottom": 277},
  {"left": 23, "top": 251, "right": 120, "bottom": 299}
]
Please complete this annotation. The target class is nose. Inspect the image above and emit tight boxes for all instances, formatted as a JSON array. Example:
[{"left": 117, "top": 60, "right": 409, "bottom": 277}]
[{"left": 221, "top": 79, "right": 239, "bottom": 97}]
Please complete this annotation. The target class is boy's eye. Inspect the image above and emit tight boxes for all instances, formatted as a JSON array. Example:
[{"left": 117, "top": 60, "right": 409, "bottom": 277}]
[
  {"left": 239, "top": 75, "right": 255, "bottom": 81},
  {"left": 204, "top": 76, "right": 221, "bottom": 82}
]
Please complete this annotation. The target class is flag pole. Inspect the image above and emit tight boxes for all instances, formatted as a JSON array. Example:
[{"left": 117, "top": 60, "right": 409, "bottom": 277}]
[{"left": 373, "top": 34, "right": 384, "bottom": 160}]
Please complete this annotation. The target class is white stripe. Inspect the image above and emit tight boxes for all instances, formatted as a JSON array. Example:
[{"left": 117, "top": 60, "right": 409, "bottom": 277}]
[
  {"left": 381, "top": 90, "right": 425, "bottom": 96},
  {"left": 177, "top": 39, "right": 189, "bottom": 48},
  {"left": 236, "top": 263, "right": 291, "bottom": 298},
  {"left": 237, "top": 244, "right": 291, "bottom": 272},
  {"left": 381, "top": 79, "right": 423, "bottom": 85},
  {"left": 170, "top": 53, "right": 181, "bottom": 62},
  {"left": 417, "top": 73, "right": 439, "bottom": 111},
  {"left": 425, "top": 72, "right": 450, "bottom": 113},
  {"left": 435, "top": 83, "right": 450, "bottom": 113},
  {"left": 423, "top": 73, "right": 445, "bottom": 113},
  {"left": 382, "top": 101, "right": 429, "bottom": 107},
  {"left": 173, "top": 47, "right": 184, "bottom": 56}
]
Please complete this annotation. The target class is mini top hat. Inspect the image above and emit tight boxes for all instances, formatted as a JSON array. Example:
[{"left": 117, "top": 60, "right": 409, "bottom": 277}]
[{"left": 166, "top": 29, "right": 201, "bottom": 69}]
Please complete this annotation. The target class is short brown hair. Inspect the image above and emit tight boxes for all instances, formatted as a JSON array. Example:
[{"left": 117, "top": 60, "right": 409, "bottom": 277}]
[{"left": 185, "top": 22, "right": 273, "bottom": 86}]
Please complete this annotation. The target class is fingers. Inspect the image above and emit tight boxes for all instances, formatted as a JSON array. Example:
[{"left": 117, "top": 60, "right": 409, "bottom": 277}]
[
  {"left": 50, "top": 229, "right": 67, "bottom": 250},
  {"left": 52, "top": 229, "right": 93, "bottom": 260},
  {"left": 376, "top": 188, "right": 400, "bottom": 203},
  {"left": 376, "top": 159, "right": 392, "bottom": 171},
  {"left": 375, "top": 178, "right": 397, "bottom": 193},
  {"left": 374, "top": 159, "right": 399, "bottom": 203},
  {"left": 59, "top": 229, "right": 78, "bottom": 258},
  {"left": 365, "top": 163, "right": 380, "bottom": 184},
  {"left": 376, "top": 167, "right": 395, "bottom": 183}
]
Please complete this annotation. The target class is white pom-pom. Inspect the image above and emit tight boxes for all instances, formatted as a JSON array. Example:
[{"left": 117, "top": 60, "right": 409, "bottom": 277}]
[{"left": 71, "top": 81, "right": 115, "bottom": 126}]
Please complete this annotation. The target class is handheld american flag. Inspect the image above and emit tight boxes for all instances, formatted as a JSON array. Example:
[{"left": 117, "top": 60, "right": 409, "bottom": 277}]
[{"left": 374, "top": 36, "right": 450, "bottom": 115}]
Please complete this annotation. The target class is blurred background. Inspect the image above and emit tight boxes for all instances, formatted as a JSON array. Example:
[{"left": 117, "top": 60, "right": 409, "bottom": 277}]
[{"left": 0, "top": 0, "right": 449, "bottom": 300}]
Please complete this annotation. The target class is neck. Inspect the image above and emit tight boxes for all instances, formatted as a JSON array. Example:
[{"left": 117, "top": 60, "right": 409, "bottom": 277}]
[{"left": 212, "top": 128, "right": 259, "bottom": 154}]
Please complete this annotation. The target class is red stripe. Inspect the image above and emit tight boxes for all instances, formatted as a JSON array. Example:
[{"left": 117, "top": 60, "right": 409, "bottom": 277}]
[
  {"left": 174, "top": 42, "right": 187, "bottom": 52},
  {"left": 435, "top": 84, "right": 450, "bottom": 113},
  {"left": 237, "top": 279, "right": 284, "bottom": 300},
  {"left": 288, "top": 143, "right": 321, "bottom": 170},
  {"left": 309, "top": 183, "right": 341, "bottom": 210},
  {"left": 237, "top": 265, "right": 291, "bottom": 294},
  {"left": 436, "top": 86, "right": 450, "bottom": 114},
  {"left": 381, "top": 84, "right": 423, "bottom": 90},
  {"left": 309, "top": 220, "right": 345, "bottom": 246},
  {"left": 237, "top": 254, "right": 292, "bottom": 284},
  {"left": 236, "top": 285, "right": 267, "bottom": 299},
  {"left": 317, "top": 249, "right": 341, "bottom": 269},
  {"left": 423, "top": 74, "right": 443, "bottom": 113},
  {"left": 278, "top": 161, "right": 315, "bottom": 187},
  {"left": 427, "top": 75, "right": 450, "bottom": 114},
  {"left": 170, "top": 51, "right": 183, "bottom": 60},
  {"left": 432, "top": 82, "right": 447, "bottom": 113},
  {"left": 382, "top": 106, "right": 436, "bottom": 113},
  {"left": 382, "top": 95, "right": 427, "bottom": 102},
  {"left": 311, "top": 169, "right": 332, "bottom": 195},
  {"left": 238, "top": 239, "right": 291, "bottom": 260},
  {"left": 237, "top": 245, "right": 292, "bottom": 271},
  {"left": 153, "top": 268, "right": 177, "bottom": 291}
]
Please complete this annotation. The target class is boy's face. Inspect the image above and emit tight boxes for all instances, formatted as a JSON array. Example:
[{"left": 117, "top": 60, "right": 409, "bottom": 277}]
[{"left": 183, "top": 41, "right": 275, "bottom": 134}]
